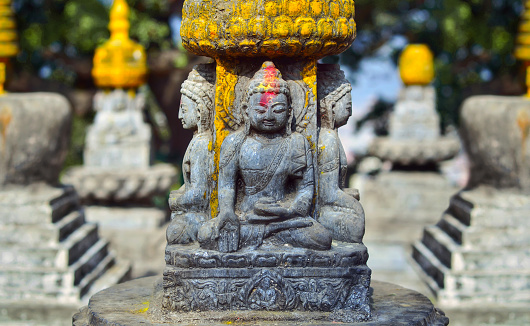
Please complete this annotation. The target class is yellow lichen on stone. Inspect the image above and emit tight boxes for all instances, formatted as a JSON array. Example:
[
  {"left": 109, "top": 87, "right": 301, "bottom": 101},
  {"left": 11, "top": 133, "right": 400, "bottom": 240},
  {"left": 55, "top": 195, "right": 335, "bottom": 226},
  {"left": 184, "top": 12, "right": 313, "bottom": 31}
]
[
  {"left": 211, "top": 60, "right": 239, "bottom": 218},
  {"left": 180, "top": 0, "right": 356, "bottom": 59},
  {"left": 92, "top": 0, "right": 147, "bottom": 89},
  {"left": 399, "top": 44, "right": 434, "bottom": 86}
]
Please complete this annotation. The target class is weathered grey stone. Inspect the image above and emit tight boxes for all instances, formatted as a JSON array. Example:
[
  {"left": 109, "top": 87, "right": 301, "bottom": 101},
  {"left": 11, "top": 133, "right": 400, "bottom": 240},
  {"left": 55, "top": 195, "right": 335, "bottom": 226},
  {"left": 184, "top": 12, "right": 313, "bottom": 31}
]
[
  {"left": 0, "top": 93, "right": 71, "bottom": 186},
  {"left": 459, "top": 95, "right": 530, "bottom": 193},
  {"left": 72, "top": 277, "right": 449, "bottom": 325}
]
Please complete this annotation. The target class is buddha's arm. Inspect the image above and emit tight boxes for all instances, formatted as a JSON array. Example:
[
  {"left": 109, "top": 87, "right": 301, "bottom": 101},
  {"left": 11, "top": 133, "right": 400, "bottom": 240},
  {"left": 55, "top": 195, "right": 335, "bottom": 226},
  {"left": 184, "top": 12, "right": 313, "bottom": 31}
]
[
  {"left": 289, "top": 135, "right": 315, "bottom": 217},
  {"left": 217, "top": 133, "right": 241, "bottom": 220},
  {"left": 171, "top": 137, "right": 211, "bottom": 210},
  {"left": 317, "top": 129, "right": 341, "bottom": 204}
]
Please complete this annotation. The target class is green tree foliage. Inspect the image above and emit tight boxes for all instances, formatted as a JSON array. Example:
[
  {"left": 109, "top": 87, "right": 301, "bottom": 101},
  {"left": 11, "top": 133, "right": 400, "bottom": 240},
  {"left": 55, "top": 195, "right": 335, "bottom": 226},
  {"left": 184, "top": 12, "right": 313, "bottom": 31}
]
[
  {"left": 13, "top": 0, "right": 171, "bottom": 86},
  {"left": 341, "top": 0, "right": 524, "bottom": 128}
]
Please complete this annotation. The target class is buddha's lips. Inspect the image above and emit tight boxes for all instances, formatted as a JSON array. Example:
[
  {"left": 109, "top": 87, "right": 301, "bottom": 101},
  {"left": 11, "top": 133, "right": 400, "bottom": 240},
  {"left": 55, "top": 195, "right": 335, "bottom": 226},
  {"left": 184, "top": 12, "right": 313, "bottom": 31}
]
[{"left": 260, "top": 92, "right": 276, "bottom": 108}]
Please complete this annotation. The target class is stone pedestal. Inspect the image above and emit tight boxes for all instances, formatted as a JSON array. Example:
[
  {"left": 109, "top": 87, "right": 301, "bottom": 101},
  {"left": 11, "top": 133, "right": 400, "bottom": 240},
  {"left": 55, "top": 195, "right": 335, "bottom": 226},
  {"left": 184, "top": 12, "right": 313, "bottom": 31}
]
[
  {"left": 163, "top": 242, "right": 371, "bottom": 319},
  {"left": 72, "top": 277, "right": 449, "bottom": 325},
  {"left": 412, "top": 95, "right": 530, "bottom": 307}
]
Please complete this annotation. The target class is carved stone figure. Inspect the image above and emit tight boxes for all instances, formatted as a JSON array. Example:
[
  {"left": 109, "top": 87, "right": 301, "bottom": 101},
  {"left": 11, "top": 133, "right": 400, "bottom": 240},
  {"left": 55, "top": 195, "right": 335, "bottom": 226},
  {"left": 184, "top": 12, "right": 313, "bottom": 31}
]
[
  {"left": 167, "top": 63, "right": 215, "bottom": 245},
  {"left": 198, "top": 62, "right": 332, "bottom": 252},
  {"left": 317, "top": 65, "right": 365, "bottom": 243}
]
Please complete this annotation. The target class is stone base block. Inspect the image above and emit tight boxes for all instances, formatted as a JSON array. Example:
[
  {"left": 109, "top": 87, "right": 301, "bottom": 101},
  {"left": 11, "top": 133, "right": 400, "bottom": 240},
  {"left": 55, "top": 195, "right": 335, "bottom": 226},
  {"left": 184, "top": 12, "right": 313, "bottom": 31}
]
[
  {"left": 162, "top": 242, "right": 371, "bottom": 321},
  {"left": 352, "top": 171, "right": 458, "bottom": 243},
  {"left": 72, "top": 277, "right": 449, "bottom": 325}
]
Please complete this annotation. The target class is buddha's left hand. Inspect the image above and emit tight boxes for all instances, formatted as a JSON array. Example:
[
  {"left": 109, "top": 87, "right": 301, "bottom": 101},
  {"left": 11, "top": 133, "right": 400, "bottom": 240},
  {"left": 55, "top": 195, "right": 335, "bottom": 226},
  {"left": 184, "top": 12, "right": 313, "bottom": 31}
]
[{"left": 254, "top": 197, "right": 293, "bottom": 219}]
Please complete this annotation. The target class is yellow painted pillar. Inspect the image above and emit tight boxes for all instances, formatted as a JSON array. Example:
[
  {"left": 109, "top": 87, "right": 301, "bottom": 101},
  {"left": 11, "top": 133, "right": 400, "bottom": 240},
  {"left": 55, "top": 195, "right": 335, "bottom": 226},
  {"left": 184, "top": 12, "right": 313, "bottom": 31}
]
[{"left": 0, "top": 0, "right": 18, "bottom": 95}]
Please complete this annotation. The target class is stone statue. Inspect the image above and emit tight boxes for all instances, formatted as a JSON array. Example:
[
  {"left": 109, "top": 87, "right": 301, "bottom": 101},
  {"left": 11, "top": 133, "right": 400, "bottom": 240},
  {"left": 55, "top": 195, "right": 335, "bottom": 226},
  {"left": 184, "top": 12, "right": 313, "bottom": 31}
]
[
  {"left": 167, "top": 63, "right": 215, "bottom": 245},
  {"left": 317, "top": 65, "right": 365, "bottom": 243},
  {"left": 198, "top": 62, "right": 332, "bottom": 252}
]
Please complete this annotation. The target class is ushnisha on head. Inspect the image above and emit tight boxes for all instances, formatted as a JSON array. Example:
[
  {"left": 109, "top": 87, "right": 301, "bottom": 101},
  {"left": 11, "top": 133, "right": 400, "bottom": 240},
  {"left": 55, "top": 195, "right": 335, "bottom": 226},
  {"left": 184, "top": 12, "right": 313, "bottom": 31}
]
[
  {"left": 243, "top": 61, "right": 293, "bottom": 135},
  {"left": 179, "top": 64, "right": 215, "bottom": 133},
  {"left": 318, "top": 66, "right": 353, "bottom": 129}
]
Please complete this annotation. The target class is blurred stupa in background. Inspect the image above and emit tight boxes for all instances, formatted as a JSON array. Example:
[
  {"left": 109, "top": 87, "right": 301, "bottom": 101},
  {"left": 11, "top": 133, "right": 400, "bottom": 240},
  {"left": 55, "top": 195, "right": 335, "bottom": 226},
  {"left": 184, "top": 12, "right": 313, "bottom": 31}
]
[
  {"left": 62, "top": 0, "right": 177, "bottom": 278},
  {"left": 0, "top": 2, "right": 130, "bottom": 324},
  {"left": 353, "top": 44, "right": 460, "bottom": 246},
  {"left": 411, "top": 10, "right": 530, "bottom": 323}
]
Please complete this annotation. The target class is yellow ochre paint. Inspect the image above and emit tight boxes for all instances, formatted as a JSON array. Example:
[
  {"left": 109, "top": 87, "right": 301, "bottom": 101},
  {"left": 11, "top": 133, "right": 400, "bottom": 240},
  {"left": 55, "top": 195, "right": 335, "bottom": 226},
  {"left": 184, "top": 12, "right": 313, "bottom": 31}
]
[
  {"left": 211, "top": 60, "right": 239, "bottom": 218},
  {"left": 131, "top": 301, "right": 150, "bottom": 314}
]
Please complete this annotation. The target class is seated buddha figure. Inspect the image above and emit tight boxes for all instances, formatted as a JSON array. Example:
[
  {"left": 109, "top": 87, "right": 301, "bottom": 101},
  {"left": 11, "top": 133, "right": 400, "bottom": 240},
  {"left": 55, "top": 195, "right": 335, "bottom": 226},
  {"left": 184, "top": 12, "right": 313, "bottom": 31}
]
[
  {"left": 198, "top": 62, "right": 332, "bottom": 253},
  {"left": 317, "top": 65, "right": 365, "bottom": 243},
  {"left": 166, "top": 64, "right": 215, "bottom": 245}
]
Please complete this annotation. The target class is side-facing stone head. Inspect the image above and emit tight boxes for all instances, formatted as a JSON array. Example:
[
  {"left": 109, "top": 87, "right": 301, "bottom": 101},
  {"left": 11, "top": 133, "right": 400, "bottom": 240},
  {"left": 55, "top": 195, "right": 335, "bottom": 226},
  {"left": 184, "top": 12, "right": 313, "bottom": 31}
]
[
  {"left": 180, "top": 64, "right": 215, "bottom": 133},
  {"left": 0, "top": 93, "right": 71, "bottom": 187},
  {"left": 244, "top": 62, "right": 292, "bottom": 135},
  {"left": 318, "top": 64, "right": 353, "bottom": 129}
]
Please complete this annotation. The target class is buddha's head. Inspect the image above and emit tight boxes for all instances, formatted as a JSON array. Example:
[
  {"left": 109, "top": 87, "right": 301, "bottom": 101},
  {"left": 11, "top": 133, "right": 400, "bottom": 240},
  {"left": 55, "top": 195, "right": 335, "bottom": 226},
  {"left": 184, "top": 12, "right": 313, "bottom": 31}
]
[
  {"left": 244, "top": 62, "right": 292, "bottom": 135},
  {"left": 318, "top": 65, "right": 352, "bottom": 129},
  {"left": 180, "top": 64, "right": 215, "bottom": 133}
]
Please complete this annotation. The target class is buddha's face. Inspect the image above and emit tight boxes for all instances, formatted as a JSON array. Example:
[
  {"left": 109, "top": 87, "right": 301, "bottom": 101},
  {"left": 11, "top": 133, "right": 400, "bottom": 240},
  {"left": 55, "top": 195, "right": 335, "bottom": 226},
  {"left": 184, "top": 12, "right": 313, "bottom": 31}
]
[
  {"left": 247, "top": 92, "right": 289, "bottom": 134},
  {"left": 179, "top": 95, "right": 199, "bottom": 130},
  {"left": 333, "top": 92, "right": 352, "bottom": 128}
]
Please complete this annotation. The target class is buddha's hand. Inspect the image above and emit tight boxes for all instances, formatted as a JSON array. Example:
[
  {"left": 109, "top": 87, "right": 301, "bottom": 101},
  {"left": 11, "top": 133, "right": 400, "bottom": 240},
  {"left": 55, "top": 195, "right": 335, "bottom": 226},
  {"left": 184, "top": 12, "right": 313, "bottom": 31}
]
[
  {"left": 216, "top": 211, "right": 240, "bottom": 252},
  {"left": 253, "top": 197, "right": 293, "bottom": 219}
]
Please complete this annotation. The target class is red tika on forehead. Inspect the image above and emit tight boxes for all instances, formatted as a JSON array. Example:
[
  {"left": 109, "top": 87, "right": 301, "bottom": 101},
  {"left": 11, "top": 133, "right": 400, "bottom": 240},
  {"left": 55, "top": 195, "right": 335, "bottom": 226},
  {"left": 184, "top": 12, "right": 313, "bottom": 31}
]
[{"left": 259, "top": 92, "right": 277, "bottom": 107}]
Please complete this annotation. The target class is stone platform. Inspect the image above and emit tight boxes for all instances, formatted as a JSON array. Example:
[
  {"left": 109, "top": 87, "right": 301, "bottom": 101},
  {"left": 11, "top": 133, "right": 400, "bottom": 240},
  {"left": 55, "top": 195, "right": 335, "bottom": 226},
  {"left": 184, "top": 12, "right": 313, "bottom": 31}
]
[
  {"left": 412, "top": 186, "right": 530, "bottom": 307},
  {"left": 72, "top": 276, "right": 449, "bottom": 325},
  {"left": 163, "top": 242, "right": 371, "bottom": 320}
]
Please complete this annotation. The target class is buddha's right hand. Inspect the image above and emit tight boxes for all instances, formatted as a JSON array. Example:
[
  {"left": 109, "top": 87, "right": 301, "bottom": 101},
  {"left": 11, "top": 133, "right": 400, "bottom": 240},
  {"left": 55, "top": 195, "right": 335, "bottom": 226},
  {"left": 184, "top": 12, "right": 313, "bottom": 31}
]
[{"left": 216, "top": 211, "right": 240, "bottom": 252}]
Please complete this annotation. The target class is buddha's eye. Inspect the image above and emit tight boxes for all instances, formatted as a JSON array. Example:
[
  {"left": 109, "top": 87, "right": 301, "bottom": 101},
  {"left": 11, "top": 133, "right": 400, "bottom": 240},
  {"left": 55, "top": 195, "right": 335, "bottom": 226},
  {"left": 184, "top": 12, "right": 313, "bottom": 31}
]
[
  {"left": 253, "top": 106, "right": 267, "bottom": 114},
  {"left": 272, "top": 104, "right": 286, "bottom": 113}
]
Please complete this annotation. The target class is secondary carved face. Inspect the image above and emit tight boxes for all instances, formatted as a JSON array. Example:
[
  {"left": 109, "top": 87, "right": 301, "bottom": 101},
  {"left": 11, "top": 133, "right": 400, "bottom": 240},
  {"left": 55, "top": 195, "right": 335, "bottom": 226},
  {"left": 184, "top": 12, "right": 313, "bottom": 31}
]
[
  {"left": 179, "top": 95, "right": 199, "bottom": 130},
  {"left": 247, "top": 92, "right": 290, "bottom": 134},
  {"left": 333, "top": 92, "right": 352, "bottom": 128}
]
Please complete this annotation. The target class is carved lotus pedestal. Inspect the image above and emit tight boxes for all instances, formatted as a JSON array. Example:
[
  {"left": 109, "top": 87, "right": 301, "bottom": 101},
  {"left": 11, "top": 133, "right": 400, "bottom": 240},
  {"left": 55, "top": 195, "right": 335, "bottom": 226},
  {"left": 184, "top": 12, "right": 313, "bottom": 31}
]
[{"left": 162, "top": 242, "right": 371, "bottom": 320}]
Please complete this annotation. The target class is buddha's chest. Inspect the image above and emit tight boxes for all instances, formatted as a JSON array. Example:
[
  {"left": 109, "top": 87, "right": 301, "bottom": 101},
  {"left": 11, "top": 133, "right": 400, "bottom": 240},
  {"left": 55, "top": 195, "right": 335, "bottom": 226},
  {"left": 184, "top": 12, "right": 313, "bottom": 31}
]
[{"left": 239, "top": 138, "right": 290, "bottom": 184}]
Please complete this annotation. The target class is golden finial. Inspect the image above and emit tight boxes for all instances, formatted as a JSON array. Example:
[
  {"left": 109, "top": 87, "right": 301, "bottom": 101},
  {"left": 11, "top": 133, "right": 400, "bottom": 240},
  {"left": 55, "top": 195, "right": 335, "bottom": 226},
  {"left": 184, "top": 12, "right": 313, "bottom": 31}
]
[
  {"left": 0, "top": 0, "right": 18, "bottom": 95},
  {"left": 399, "top": 44, "right": 435, "bottom": 86},
  {"left": 515, "top": 0, "right": 530, "bottom": 97},
  {"left": 92, "top": 0, "right": 147, "bottom": 90}
]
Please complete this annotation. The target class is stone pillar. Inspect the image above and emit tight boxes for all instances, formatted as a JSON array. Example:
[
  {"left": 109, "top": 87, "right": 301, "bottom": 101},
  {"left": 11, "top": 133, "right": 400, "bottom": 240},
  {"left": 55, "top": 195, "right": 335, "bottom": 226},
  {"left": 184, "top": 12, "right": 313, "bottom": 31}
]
[
  {"left": 61, "top": 0, "right": 177, "bottom": 278},
  {"left": 413, "top": 96, "right": 530, "bottom": 309},
  {"left": 0, "top": 93, "right": 130, "bottom": 325}
]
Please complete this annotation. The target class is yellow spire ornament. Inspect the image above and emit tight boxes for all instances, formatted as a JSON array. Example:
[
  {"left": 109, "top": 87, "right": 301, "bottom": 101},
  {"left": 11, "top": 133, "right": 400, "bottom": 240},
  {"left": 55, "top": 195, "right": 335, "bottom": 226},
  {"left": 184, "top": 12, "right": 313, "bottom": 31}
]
[
  {"left": 515, "top": 0, "right": 530, "bottom": 97},
  {"left": 0, "top": 0, "right": 18, "bottom": 95},
  {"left": 92, "top": 0, "right": 147, "bottom": 90},
  {"left": 398, "top": 44, "right": 434, "bottom": 86}
]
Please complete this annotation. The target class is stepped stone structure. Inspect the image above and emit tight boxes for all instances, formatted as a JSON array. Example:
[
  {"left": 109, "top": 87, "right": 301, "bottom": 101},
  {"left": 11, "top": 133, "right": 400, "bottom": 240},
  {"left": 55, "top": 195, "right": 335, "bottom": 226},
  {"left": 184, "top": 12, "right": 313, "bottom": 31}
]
[
  {"left": 354, "top": 44, "right": 460, "bottom": 243},
  {"left": 413, "top": 95, "right": 530, "bottom": 307},
  {"left": 73, "top": 1, "right": 448, "bottom": 325},
  {"left": 62, "top": 0, "right": 176, "bottom": 277},
  {"left": 0, "top": 93, "right": 130, "bottom": 325}
]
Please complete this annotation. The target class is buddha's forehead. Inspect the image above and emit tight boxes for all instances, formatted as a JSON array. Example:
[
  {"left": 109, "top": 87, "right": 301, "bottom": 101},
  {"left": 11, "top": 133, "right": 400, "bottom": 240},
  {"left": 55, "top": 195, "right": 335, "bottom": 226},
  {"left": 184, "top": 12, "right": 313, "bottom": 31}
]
[{"left": 249, "top": 92, "right": 288, "bottom": 107}]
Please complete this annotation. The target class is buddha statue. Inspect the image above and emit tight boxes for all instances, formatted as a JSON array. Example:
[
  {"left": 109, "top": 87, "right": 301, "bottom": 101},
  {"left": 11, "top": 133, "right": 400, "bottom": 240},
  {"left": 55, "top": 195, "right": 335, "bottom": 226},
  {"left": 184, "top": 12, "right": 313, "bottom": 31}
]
[
  {"left": 317, "top": 66, "right": 365, "bottom": 243},
  {"left": 198, "top": 62, "right": 332, "bottom": 252},
  {"left": 166, "top": 64, "right": 215, "bottom": 245}
]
